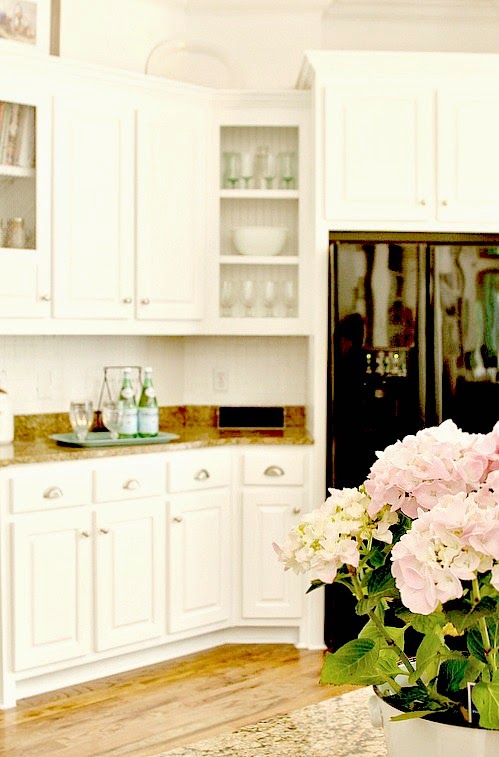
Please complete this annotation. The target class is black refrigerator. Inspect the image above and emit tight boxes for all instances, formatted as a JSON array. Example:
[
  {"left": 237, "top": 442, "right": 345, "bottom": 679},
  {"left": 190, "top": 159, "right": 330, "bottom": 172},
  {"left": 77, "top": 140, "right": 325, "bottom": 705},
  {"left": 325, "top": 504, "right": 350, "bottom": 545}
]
[{"left": 325, "top": 232, "right": 499, "bottom": 650}]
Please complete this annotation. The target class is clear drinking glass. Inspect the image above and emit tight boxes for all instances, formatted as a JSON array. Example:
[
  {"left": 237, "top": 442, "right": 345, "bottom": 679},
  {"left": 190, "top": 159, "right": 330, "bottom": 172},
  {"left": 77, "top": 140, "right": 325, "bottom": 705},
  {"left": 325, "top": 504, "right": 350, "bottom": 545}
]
[
  {"left": 263, "top": 280, "right": 276, "bottom": 317},
  {"left": 283, "top": 280, "right": 296, "bottom": 317},
  {"left": 69, "top": 401, "right": 94, "bottom": 441},
  {"left": 240, "top": 152, "right": 253, "bottom": 189},
  {"left": 242, "top": 279, "right": 255, "bottom": 316},
  {"left": 220, "top": 279, "right": 236, "bottom": 317},
  {"left": 278, "top": 152, "right": 296, "bottom": 189},
  {"left": 101, "top": 400, "right": 125, "bottom": 440},
  {"left": 223, "top": 151, "right": 241, "bottom": 188}
]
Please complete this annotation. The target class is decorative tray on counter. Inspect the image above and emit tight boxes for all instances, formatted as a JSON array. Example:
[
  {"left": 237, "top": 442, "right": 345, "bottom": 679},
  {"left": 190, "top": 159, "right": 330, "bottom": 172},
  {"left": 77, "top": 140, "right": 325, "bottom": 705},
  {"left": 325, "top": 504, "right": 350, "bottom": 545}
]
[{"left": 49, "top": 432, "right": 180, "bottom": 448}]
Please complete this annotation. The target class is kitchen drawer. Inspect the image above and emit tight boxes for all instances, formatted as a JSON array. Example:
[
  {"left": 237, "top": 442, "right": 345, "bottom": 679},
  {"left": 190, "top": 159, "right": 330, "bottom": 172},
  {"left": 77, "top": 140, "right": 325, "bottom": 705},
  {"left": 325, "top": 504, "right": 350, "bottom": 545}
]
[
  {"left": 10, "top": 468, "right": 92, "bottom": 513},
  {"left": 93, "top": 460, "right": 164, "bottom": 502},
  {"left": 242, "top": 450, "right": 306, "bottom": 486},
  {"left": 167, "top": 450, "right": 230, "bottom": 492}
]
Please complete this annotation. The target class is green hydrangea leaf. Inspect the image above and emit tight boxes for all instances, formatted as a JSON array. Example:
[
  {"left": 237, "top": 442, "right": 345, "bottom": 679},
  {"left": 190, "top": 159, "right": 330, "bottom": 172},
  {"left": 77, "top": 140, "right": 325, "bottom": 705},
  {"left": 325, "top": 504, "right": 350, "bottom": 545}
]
[
  {"left": 320, "top": 639, "right": 386, "bottom": 686},
  {"left": 472, "top": 682, "right": 499, "bottom": 729}
]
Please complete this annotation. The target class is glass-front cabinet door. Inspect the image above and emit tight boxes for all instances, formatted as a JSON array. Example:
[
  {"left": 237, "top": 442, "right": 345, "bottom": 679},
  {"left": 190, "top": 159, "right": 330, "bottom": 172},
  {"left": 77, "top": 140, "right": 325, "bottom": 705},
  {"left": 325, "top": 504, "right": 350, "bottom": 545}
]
[{"left": 0, "top": 88, "right": 51, "bottom": 319}]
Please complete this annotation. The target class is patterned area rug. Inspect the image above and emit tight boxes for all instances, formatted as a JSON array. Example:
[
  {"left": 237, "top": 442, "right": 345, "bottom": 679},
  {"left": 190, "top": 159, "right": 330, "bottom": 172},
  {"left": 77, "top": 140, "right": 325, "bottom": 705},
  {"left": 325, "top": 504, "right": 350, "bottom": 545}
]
[{"left": 160, "top": 687, "right": 388, "bottom": 756}]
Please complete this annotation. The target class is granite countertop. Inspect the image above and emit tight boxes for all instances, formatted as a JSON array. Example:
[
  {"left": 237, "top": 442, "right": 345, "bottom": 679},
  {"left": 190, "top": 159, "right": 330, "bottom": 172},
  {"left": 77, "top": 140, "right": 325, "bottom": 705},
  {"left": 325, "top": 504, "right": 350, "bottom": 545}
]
[
  {"left": 0, "top": 406, "right": 313, "bottom": 467},
  {"left": 160, "top": 687, "right": 387, "bottom": 757}
]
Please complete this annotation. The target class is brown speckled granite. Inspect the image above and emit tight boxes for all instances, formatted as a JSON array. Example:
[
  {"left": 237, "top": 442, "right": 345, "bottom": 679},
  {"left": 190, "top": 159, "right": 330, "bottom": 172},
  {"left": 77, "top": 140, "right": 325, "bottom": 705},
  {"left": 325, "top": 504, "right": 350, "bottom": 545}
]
[
  {"left": 159, "top": 688, "right": 387, "bottom": 756},
  {"left": 3, "top": 406, "right": 312, "bottom": 468}
]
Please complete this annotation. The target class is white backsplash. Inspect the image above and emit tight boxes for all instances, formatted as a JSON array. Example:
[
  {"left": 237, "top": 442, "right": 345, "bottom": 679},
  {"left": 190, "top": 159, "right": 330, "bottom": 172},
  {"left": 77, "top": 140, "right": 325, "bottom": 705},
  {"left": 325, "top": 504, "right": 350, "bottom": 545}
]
[{"left": 0, "top": 335, "right": 307, "bottom": 415}]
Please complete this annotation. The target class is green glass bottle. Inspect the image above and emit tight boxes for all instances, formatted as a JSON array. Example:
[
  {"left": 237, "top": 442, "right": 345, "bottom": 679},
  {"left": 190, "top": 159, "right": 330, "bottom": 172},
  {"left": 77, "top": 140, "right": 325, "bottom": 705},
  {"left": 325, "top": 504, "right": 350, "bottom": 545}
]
[
  {"left": 118, "top": 367, "right": 138, "bottom": 438},
  {"left": 138, "top": 367, "right": 159, "bottom": 437}
]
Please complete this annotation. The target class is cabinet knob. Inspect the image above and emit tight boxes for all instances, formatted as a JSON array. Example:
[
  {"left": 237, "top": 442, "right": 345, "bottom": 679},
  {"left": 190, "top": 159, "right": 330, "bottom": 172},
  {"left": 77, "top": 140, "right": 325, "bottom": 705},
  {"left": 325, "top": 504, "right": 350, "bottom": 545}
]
[
  {"left": 441, "top": 200, "right": 448, "bottom": 207},
  {"left": 419, "top": 199, "right": 426, "bottom": 206},
  {"left": 194, "top": 468, "right": 210, "bottom": 481},
  {"left": 264, "top": 465, "right": 285, "bottom": 477},
  {"left": 43, "top": 486, "right": 63, "bottom": 499},
  {"left": 122, "top": 297, "right": 132, "bottom": 304},
  {"left": 99, "top": 527, "right": 110, "bottom": 534},
  {"left": 40, "top": 294, "right": 51, "bottom": 302},
  {"left": 292, "top": 507, "right": 301, "bottom": 515},
  {"left": 81, "top": 530, "right": 91, "bottom": 538},
  {"left": 173, "top": 515, "right": 183, "bottom": 523},
  {"left": 123, "top": 479, "right": 140, "bottom": 490},
  {"left": 141, "top": 298, "right": 150, "bottom": 305}
]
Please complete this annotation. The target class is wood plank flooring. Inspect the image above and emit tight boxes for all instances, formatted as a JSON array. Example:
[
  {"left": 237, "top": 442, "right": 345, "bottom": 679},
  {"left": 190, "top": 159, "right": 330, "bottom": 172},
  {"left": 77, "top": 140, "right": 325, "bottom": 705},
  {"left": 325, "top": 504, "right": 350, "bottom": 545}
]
[{"left": 0, "top": 644, "right": 356, "bottom": 756}]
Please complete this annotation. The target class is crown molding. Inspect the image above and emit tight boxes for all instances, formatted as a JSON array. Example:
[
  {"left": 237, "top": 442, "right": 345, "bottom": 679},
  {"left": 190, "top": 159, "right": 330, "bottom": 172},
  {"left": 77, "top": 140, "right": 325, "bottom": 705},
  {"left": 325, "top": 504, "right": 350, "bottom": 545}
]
[
  {"left": 325, "top": 0, "right": 499, "bottom": 20},
  {"left": 186, "top": 1, "right": 330, "bottom": 11}
]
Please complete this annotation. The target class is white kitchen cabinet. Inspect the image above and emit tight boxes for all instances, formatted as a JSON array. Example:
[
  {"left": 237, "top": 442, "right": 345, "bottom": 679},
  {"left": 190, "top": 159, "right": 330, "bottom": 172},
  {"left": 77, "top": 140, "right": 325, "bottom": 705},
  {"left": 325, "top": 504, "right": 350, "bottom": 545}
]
[
  {"left": 167, "top": 448, "right": 231, "bottom": 633},
  {"left": 239, "top": 448, "right": 308, "bottom": 620},
  {"left": 168, "top": 489, "right": 231, "bottom": 633},
  {"left": 52, "top": 88, "right": 135, "bottom": 320},
  {"left": 321, "top": 64, "right": 499, "bottom": 230},
  {"left": 136, "top": 94, "right": 207, "bottom": 321},
  {"left": 208, "top": 93, "right": 312, "bottom": 335},
  {"left": 0, "top": 80, "right": 51, "bottom": 319},
  {"left": 12, "top": 507, "right": 92, "bottom": 671},
  {"left": 94, "top": 498, "right": 165, "bottom": 651}
]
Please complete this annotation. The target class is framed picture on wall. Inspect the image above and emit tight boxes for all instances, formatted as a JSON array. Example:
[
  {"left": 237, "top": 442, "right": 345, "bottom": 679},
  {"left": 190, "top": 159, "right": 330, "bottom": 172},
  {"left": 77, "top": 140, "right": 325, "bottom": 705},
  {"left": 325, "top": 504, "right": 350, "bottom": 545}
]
[{"left": 0, "top": 0, "right": 57, "bottom": 54}]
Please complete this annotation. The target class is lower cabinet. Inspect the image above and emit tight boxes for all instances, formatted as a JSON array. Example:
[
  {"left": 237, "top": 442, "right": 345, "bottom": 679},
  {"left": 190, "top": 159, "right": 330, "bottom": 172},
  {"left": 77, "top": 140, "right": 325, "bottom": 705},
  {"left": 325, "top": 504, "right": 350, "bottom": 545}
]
[
  {"left": 94, "top": 498, "right": 165, "bottom": 651},
  {"left": 12, "top": 507, "right": 93, "bottom": 671},
  {"left": 168, "top": 489, "right": 231, "bottom": 633}
]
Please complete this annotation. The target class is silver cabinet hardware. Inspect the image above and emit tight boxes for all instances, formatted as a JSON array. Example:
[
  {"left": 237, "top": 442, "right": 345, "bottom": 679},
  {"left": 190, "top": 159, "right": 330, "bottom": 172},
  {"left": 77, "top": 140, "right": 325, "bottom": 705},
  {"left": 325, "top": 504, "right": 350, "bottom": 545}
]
[
  {"left": 419, "top": 199, "right": 426, "bottom": 206},
  {"left": 264, "top": 465, "right": 285, "bottom": 477},
  {"left": 293, "top": 507, "right": 301, "bottom": 514},
  {"left": 141, "top": 298, "right": 150, "bottom": 305},
  {"left": 122, "top": 297, "right": 132, "bottom": 304},
  {"left": 441, "top": 200, "right": 448, "bottom": 206},
  {"left": 40, "top": 294, "right": 51, "bottom": 301},
  {"left": 81, "top": 530, "right": 91, "bottom": 538},
  {"left": 123, "top": 479, "right": 140, "bottom": 490},
  {"left": 43, "top": 486, "right": 63, "bottom": 499},
  {"left": 194, "top": 468, "right": 210, "bottom": 481},
  {"left": 99, "top": 527, "right": 110, "bottom": 534},
  {"left": 173, "top": 516, "right": 183, "bottom": 523}
]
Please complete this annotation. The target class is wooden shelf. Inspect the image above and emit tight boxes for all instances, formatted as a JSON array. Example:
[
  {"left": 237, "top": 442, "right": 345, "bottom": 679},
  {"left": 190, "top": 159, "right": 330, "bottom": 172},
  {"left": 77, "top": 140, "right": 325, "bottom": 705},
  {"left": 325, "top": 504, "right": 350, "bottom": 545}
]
[
  {"left": 0, "top": 164, "right": 35, "bottom": 179},
  {"left": 220, "top": 189, "right": 298, "bottom": 200},
  {"left": 220, "top": 255, "right": 299, "bottom": 265}
]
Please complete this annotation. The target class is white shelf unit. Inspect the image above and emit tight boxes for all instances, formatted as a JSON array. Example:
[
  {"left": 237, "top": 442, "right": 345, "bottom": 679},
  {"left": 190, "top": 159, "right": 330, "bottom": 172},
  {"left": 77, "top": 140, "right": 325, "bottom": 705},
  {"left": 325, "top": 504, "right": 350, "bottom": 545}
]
[{"left": 218, "top": 125, "right": 301, "bottom": 322}]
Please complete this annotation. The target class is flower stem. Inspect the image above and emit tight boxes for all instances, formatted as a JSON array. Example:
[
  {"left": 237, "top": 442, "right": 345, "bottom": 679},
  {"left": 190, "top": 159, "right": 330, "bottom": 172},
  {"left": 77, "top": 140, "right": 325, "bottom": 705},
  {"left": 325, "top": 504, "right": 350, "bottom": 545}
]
[{"left": 471, "top": 578, "right": 496, "bottom": 675}]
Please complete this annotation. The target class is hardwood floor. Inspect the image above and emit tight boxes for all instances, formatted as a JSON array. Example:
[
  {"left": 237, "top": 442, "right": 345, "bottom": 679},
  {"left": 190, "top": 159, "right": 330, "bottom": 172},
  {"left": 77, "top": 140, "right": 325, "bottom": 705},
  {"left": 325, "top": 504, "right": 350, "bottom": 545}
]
[{"left": 0, "top": 644, "right": 356, "bottom": 756}]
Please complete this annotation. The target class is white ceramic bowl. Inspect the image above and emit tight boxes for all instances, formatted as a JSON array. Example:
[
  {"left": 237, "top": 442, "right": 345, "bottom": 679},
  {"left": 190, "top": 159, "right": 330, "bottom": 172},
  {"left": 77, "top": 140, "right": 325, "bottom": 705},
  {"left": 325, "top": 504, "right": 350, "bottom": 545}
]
[{"left": 232, "top": 226, "right": 288, "bottom": 256}]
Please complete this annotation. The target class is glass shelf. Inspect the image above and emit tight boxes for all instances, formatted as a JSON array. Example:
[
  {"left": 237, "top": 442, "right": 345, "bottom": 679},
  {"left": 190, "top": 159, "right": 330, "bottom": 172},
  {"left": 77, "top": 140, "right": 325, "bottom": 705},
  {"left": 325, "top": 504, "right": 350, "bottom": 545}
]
[{"left": 220, "top": 189, "right": 298, "bottom": 200}]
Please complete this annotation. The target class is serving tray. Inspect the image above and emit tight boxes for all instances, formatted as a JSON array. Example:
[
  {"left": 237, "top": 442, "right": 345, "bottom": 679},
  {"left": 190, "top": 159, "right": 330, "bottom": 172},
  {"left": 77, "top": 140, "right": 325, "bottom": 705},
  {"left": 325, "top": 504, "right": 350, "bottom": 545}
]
[{"left": 49, "top": 431, "right": 180, "bottom": 448}]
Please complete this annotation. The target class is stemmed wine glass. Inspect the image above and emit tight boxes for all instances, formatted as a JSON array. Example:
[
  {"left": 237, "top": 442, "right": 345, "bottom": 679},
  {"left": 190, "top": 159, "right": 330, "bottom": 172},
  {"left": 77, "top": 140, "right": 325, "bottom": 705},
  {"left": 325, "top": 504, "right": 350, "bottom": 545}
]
[
  {"left": 240, "top": 152, "right": 253, "bottom": 189},
  {"left": 220, "top": 280, "right": 236, "bottom": 317},
  {"left": 278, "top": 152, "right": 295, "bottom": 189},
  {"left": 263, "top": 280, "right": 276, "bottom": 317},
  {"left": 223, "top": 152, "right": 241, "bottom": 189},
  {"left": 242, "top": 280, "right": 255, "bottom": 316},
  {"left": 283, "top": 280, "right": 296, "bottom": 317},
  {"left": 69, "top": 400, "right": 94, "bottom": 441},
  {"left": 262, "top": 152, "right": 276, "bottom": 190},
  {"left": 101, "top": 400, "right": 124, "bottom": 440}
]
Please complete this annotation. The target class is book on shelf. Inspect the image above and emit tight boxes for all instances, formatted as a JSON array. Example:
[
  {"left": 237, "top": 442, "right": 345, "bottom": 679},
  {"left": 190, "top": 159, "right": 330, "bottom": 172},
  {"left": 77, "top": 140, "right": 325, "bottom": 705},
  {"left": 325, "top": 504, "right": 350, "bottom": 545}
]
[{"left": 0, "top": 102, "right": 35, "bottom": 169}]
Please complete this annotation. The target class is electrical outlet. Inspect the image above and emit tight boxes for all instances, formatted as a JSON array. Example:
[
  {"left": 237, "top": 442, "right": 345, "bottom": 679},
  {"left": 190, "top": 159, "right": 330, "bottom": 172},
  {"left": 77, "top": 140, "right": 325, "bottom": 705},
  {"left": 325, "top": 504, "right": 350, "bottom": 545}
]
[{"left": 212, "top": 369, "right": 229, "bottom": 392}]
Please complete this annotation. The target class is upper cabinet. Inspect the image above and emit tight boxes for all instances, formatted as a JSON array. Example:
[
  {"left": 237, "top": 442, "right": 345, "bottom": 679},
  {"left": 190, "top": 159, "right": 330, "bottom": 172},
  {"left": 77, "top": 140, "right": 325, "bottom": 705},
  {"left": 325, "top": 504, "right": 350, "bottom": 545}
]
[
  {"left": 0, "top": 75, "right": 51, "bottom": 319},
  {"left": 205, "top": 93, "right": 312, "bottom": 335},
  {"left": 303, "top": 51, "right": 499, "bottom": 232}
]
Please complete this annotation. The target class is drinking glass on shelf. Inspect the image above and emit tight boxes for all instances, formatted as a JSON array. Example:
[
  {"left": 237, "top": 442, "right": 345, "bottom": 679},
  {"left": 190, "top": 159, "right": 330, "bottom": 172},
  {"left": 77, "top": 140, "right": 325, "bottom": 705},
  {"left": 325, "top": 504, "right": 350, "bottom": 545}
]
[
  {"left": 263, "top": 153, "right": 276, "bottom": 190},
  {"left": 220, "top": 279, "right": 236, "bottom": 317},
  {"left": 222, "top": 151, "right": 241, "bottom": 188},
  {"left": 278, "top": 152, "right": 296, "bottom": 189},
  {"left": 242, "top": 279, "right": 256, "bottom": 316},
  {"left": 263, "top": 280, "right": 276, "bottom": 317},
  {"left": 101, "top": 400, "right": 124, "bottom": 440},
  {"left": 283, "top": 280, "right": 296, "bottom": 317},
  {"left": 240, "top": 152, "right": 253, "bottom": 189},
  {"left": 69, "top": 400, "right": 94, "bottom": 441}
]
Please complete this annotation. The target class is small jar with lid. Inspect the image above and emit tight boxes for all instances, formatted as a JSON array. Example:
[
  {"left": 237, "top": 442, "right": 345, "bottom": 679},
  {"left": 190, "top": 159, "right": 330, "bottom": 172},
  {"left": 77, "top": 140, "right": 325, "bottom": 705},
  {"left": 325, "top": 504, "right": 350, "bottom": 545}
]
[{"left": 6, "top": 218, "right": 26, "bottom": 249}]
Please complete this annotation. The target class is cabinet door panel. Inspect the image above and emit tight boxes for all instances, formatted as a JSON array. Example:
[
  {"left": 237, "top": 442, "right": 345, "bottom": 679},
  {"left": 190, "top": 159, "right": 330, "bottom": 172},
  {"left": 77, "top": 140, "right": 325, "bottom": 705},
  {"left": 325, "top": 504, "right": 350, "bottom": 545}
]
[
  {"left": 437, "top": 88, "right": 499, "bottom": 224},
  {"left": 324, "top": 84, "right": 434, "bottom": 223},
  {"left": 53, "top": 93, "right": 134, "bottom": 319},
  {"left": 242, "top": 489, "right": 302, "bottom": 619},
  {"left": 136, "top": 96, "right": 207, "bottom": 320},
  {"left": 169, "top": 489, "right": 230, "bottom": 632},
  {"left": 94, "top": 499, "right": 165, "bottom": 651},
  {"left": 12, "top": 509, "right": 92, "bottom": 670}
]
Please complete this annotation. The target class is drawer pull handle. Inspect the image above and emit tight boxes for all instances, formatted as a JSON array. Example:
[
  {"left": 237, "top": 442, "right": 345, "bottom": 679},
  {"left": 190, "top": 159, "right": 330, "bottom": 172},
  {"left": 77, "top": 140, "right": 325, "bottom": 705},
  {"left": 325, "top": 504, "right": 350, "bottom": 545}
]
[
  {"left": 194, "top": 469, "right": 210, "bottom": 481},
  {"left": 123, "top": 479, "right": 140, "bottom": 490},
  {"left": 99, "top": 527, "right": 110, "bottom": 534},
  {"left": 264, "top": 465, "right": 285, "bottom": 477},
  {"left": 173, "top": 516, "right": 183, "bottom": 523},
  {"left": 293, "top": 507, "right": 301, "bottom": 515},
  {"left": 43, "top": 486, "right": 63, "bottom": 499},
  {"left": 81, "top": 530, "right": 91, "bottom": 538}
]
